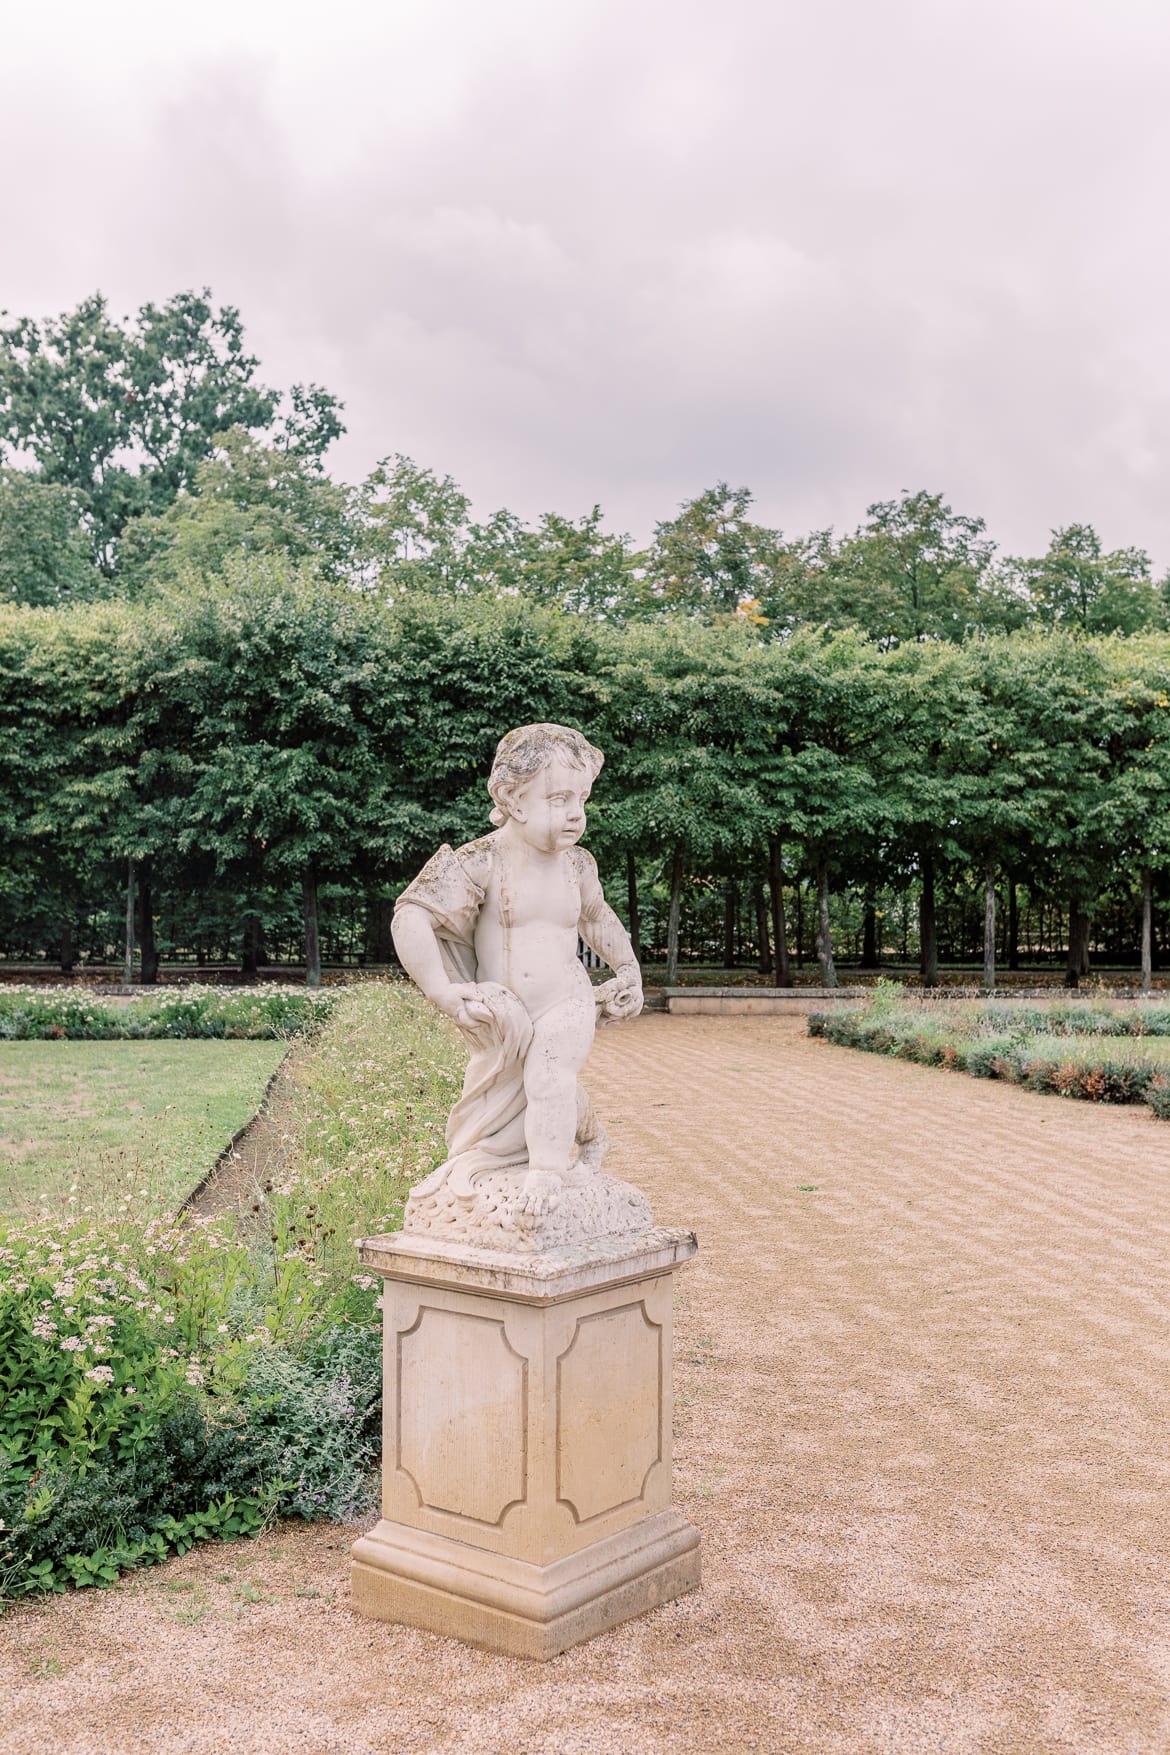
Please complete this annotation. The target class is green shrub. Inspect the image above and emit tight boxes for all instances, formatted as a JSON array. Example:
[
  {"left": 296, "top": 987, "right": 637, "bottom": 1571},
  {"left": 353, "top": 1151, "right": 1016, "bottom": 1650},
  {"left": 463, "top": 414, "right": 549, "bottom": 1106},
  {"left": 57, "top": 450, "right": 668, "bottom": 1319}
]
[
  {"left": 1148, "top": 1076, "right": 1170, "bottom": 1120},
  {"left": 963, "top": 1037, "right": 1015, "bottom": 1079},
  {"left": 866, "top": 979, "right": 906, "bottom": 1020},
  {"left": 0, "top": 1238, "right": 382, "bottom": 1597},
  {"left": 0, "top": 981, "right": 460, "bottom": 1601},
  {"left": 0, "top": 985, "right": 337, "bottom": 1042},
  {"left": 221, "top": 1325, "right": 383, "bottom": 1522}
]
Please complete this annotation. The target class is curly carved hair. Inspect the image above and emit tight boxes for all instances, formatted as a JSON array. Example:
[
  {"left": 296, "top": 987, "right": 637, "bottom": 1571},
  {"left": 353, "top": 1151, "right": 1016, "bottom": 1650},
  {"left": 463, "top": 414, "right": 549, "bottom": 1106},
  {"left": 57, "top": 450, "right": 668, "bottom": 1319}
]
[{"left": 487, "top": 723, "right": 604, "bottom": 827}]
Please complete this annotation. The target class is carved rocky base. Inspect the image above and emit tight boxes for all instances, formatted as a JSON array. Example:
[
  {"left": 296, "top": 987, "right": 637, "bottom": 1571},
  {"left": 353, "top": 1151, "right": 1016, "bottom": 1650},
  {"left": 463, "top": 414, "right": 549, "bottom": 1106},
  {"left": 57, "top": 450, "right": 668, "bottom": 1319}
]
[
  {"left": 403, "top": 1169, "right": 654, "bottom": 1254},
  {"left": 350, "top": 1226, "right": 700, "bottom": 1660}
]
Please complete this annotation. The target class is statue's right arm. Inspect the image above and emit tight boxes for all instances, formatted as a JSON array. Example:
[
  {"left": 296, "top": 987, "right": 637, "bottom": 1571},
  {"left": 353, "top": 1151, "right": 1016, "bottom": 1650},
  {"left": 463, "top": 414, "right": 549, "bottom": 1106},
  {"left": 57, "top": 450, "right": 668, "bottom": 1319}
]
[
  {"left": 392, "top": 904, "right": 492, "bottom": 1028},
  {"left": 391, "top": 903, "right": 452, "bottom": 1003}
]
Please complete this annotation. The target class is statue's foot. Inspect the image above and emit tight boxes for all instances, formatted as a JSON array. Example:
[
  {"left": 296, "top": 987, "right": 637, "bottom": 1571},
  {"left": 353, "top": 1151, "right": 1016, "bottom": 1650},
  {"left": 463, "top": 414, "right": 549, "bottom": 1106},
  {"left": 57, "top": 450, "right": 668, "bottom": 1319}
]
[{"left": 517, "top": 1169, "right": 563, "bottom": 1218}]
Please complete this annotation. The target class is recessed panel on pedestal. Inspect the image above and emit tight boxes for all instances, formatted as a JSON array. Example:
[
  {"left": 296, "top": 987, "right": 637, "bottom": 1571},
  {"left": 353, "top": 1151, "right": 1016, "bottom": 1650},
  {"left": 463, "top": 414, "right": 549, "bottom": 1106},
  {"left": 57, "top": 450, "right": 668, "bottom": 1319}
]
[
  {"left": 556, "top": 1300, "right": 663, "bottom": 1524},
  {"left": 397, "top": 1305, "right": 528, "bottom": 1526}
]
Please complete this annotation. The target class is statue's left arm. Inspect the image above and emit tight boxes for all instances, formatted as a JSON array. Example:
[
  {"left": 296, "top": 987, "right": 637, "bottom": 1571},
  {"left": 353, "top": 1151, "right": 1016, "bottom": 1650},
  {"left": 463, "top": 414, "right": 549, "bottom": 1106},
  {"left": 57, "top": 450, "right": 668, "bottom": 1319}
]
[{"left": 574, "top": 849, "right": 643, "bottom": 1020}]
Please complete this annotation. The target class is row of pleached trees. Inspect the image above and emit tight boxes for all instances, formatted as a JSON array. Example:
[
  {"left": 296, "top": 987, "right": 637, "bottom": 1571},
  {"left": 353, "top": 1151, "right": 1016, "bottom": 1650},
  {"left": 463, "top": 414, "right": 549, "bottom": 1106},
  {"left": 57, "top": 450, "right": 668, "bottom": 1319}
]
[{"left": 1, "top": 566, "right": 1167, "bottom": 988}]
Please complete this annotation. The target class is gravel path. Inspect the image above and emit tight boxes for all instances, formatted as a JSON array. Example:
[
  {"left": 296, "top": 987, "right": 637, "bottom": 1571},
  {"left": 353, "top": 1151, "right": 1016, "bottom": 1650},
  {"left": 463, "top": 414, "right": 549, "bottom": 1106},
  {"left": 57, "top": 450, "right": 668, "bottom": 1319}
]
[{"left": 4, "top": 1015, "right": 1170, "bottom": 1755}]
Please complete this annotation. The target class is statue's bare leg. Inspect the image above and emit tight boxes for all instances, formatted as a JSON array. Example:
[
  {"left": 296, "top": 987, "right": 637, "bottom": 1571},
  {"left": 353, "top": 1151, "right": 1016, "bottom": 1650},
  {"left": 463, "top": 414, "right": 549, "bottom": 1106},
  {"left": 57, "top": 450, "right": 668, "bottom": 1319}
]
[
  {"left": 519, "top": 987, "right": 595, "bottom": 1213},
  {"left": 561, "top": 1083, "right": 608, "bottom": 1185}
]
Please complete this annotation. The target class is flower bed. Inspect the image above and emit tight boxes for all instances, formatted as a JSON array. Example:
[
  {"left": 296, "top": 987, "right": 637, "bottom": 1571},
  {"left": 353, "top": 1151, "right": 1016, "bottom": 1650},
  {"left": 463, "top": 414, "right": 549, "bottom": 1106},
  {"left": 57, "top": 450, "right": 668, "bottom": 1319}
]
[
  {"left": 0, "top": 984, "right": 464, "bottom": 1601},
  {"left": 0, "top": 985, "right": 338, "bottom": 1041},
  {"left": 808, "top": 989, "right": 1170, "bottom": 1121}
]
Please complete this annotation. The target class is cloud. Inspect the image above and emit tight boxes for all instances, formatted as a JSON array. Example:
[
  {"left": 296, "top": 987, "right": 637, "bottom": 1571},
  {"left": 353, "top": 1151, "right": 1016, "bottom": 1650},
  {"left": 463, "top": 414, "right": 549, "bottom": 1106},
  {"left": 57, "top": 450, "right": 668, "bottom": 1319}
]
[{"left": 1, "top": 0, "right": 1169, "bottom": 561}]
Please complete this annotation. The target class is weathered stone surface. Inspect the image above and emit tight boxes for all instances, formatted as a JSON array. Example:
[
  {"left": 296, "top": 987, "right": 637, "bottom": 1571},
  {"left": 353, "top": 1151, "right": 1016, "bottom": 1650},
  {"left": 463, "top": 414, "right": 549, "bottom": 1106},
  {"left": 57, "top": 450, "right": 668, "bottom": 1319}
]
[
  {"left": 356, "top": 1225, "right": 697, "bottom": 1302},
  {"left": 351, "top": 1509, "right": 700, "bottom": 1661},
  {"left": 390, "top": 723, "right": 649, "bottom": 1251},
  {"left": 351, "top": 1227, "right": 700, "bottom": 1656},
  {"left": 400, "top": 1167, "right": 653, "bottom": 1253}
]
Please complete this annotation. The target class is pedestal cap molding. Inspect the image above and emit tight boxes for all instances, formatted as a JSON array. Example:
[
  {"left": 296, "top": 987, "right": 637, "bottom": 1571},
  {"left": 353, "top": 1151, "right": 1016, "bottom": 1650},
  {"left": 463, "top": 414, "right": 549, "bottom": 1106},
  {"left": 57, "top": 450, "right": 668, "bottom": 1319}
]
[{"left": 356, "top": 1225, "right": 697, "bottom": 1304}]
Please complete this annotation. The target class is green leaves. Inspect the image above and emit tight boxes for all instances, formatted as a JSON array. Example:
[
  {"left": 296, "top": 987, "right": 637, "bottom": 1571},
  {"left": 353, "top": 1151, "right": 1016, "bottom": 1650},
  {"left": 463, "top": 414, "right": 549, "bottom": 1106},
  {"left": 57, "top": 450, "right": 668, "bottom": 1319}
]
[
  {"left": 1, "top": 576, "right": 1168, "bottom": 974},
  {"left": 0, "top": 290, "right": 344, "bottom": 572},
  {"left": 1011, "top": 524, "right": 1166, "bottom": 636},
  {"left": 0, "top": 470, "right": 100, "bottom": 606}
]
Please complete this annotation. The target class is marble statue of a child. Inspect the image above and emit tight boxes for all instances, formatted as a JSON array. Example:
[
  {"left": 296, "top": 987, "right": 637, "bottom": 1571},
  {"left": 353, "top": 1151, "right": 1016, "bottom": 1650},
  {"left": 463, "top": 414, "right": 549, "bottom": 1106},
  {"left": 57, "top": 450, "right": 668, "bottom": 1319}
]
[{"left": 392, "top": 724, "right": 645, "bottom": 1237}]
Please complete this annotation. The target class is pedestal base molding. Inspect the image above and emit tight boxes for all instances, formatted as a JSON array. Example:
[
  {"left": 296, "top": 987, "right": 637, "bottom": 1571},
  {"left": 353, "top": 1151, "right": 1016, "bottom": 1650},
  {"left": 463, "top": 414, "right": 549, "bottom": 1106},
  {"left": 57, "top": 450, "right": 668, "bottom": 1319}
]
[{"left": 352, "top": 1508, "right": 700, "bottom": 1660}]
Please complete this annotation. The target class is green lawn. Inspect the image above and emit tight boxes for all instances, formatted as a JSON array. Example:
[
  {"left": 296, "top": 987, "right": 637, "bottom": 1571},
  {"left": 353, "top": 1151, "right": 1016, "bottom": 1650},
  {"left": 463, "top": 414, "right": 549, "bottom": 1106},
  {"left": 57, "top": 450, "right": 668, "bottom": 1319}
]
[{"left": 0, "top": 1040, "right": 286, "bottom": 1218}]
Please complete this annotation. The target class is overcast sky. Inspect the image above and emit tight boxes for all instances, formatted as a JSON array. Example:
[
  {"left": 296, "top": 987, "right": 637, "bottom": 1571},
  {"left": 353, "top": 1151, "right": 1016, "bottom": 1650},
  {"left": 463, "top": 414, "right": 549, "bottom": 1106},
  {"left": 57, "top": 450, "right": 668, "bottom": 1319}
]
[{"left": 3, "top": 0, "right": 1170, "bottom": 562}]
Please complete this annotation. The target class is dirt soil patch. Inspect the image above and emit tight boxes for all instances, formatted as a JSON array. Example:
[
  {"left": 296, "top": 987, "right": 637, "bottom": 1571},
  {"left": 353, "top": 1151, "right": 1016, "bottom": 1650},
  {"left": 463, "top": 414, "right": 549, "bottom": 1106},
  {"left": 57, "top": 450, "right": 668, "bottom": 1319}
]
[
  {"left": 182, "top": 1044, "right": 307, "bottom": 1222},
  {"left": 4, "top": 1015, "right": 1170, "bottom": 1755}
]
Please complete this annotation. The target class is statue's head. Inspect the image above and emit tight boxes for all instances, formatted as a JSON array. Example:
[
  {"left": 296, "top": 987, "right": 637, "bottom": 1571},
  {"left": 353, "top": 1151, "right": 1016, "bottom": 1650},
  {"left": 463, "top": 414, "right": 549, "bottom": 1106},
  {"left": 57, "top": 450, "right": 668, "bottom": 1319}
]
[{"left": 487, "top": 723, "right": 604, "bottom": 833}]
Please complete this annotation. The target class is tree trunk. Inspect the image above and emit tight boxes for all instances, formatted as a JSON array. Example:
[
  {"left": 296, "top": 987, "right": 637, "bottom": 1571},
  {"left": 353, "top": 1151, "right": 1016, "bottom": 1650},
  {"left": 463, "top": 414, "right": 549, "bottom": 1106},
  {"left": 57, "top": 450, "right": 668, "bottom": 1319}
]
[
  {"left": 1141, "top": 865, "right": 1153, "bottom": 994},
  {"left": 723, "top": 882, "right": 737, "bottom": 969},
  {"left": 626, "top": 850, "right": 641, "bottom": 963},
  {"left": 918, "top": 854, "right": 938, "bottom": 988},
  {"left": 754, "top": 879, "right": 771, "bottom": 975},
  {"left": 1007, "top": 874, "right": 1019, "bottom": 971},
  {"left": 303, "top": 867, "right": 322, "bottom": 989},
  {"left": 1153, "top": 898, "right": 1161, "bottom": 972},
  {"left": 665, "top": 846, "right": 684, "bottom": 986},
  {"left": 59, "top": 918, "right": 75, "bottom": 976},
  {"left": 794, "top": 878, "right": 804, "bottom": 967},
  {"left": 1064, "top": 900, "right": 1091, "bottom": 988},
  {"left": 815, "top": 859, "right": 837, "bottom": 988},
  {"left": 769, "top": 836, "right": 791, "bottom": 986},
  {"left": 362, "top": 893, "right": 394, "bottom": 966},
  {"left": 138, "top": 879, "right": 159, "bottom": 985},
  {"left": 861, "top": 892, "right": 878, "bottom": 969},
  {"left": 982, "top": 859, "right": 996, "bottom": 992},
  {"left": 123, "top": 858, "right": 135, "bottom": 987},
  {"left": 241, "top": 909, "right": 269, "bottom": 975}
]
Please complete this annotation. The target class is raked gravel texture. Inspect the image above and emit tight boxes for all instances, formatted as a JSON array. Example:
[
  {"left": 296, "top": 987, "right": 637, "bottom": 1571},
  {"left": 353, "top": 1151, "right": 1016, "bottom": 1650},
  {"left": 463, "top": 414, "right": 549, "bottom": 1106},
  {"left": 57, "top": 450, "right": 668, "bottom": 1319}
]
[{"left": 4, "top": 1014, "right": 1170, "bottom": 1755}]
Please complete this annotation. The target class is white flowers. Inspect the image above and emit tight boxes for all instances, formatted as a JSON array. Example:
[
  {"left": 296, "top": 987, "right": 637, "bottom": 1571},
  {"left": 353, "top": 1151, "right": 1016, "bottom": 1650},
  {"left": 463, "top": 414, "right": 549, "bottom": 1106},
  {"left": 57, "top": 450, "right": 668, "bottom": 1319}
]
[
  {"left": 59, "top": 1335, "right": 83, "bottom": 1351},
  {"left": 84, "top": 1364, "right": 115, "bottom": 1385}
]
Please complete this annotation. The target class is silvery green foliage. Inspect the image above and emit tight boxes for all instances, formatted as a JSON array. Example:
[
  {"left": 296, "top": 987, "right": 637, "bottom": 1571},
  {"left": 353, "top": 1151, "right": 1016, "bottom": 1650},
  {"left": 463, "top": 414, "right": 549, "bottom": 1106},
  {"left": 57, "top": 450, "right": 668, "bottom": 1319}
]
[{"left": 239, "top": 1325, "right": 383, "bottom": 1522}]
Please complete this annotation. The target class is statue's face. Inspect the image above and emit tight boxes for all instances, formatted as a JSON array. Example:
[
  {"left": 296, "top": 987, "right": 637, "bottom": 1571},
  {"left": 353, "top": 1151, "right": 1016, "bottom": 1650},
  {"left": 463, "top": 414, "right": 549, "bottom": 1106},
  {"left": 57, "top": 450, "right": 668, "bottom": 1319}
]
[{"left": 510, "top": 753, "right": 591, "bottom": 853}]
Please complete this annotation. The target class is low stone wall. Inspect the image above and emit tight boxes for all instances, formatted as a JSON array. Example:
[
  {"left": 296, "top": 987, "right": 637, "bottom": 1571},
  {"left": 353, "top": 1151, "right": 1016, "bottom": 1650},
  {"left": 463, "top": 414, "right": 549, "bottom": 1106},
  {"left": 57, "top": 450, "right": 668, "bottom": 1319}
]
[
  {"left": 659, "top": 984, "right": 1166, "bottom": 1015},
  {"left": 660, "top": 986, "right": 868, "bottom": 1016}
]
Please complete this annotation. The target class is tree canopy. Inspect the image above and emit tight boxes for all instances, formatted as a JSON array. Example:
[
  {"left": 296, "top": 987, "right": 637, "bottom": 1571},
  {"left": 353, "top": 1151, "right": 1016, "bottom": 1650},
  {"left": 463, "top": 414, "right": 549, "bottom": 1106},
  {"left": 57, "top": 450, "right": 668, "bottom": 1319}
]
[{"left": 1, "top": 285, "right": 1168, "bottom": 989}]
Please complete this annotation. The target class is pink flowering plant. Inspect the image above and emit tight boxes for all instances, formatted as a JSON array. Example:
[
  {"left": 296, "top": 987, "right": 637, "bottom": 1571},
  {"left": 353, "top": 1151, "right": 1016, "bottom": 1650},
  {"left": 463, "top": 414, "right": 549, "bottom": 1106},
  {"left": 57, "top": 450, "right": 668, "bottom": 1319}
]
[
  {"left": 0, "top": 983, "right": 462, "bottom": 1601},
  {"left": 0, "top": 1215, "right": 277, "bottom": 1598},
  {"left": 0, "top": 1238, "right": 187, "bottom": 1477}
]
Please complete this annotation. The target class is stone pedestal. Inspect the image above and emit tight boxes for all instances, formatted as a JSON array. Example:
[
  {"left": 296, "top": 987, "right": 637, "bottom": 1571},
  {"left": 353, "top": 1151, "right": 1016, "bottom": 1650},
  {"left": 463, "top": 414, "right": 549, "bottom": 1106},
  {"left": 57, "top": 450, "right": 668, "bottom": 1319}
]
[{"left": 350, "top": 1226, "right": 700, "bottom": 1659}]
